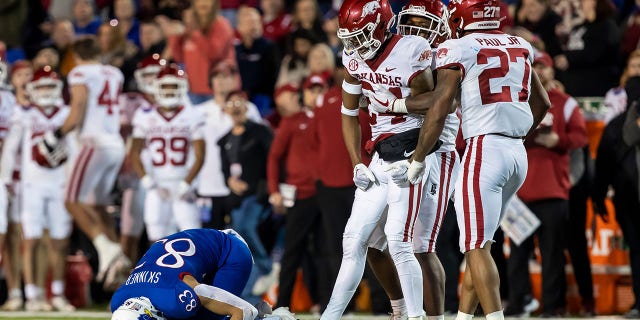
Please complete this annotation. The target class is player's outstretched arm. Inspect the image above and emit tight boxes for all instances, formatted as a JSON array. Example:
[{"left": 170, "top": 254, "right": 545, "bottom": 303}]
[
  {"left": 526, "top": 71, "right": 551, "bottom": 138},
  {"left": 129, "top": 138, "right": 147, "bottom": 180},
  {"left": 341, "top": 73, "right": 364, "bottom": 167},
  {"left": 181, "top": 274, "right": 258, "bottom": 320},
  {"left": 184, "top": 139, "right": 205, "bottom": 184},
  {"left": 412, "top": 68, "right": 460, "bottom": 163},
  {"left": 59, "top": 84, "right": 88, "bottom": 136}
]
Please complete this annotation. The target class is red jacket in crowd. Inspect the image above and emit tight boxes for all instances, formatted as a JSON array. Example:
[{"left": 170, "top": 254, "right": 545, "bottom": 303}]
[
  {"left": 314, "top": 87, "right": 354, "bottom": 188},
  {"left": 267, "top": 109, "right": 318, "bottom": 200},
  {"left": 518, "top": 88, "right": 588, "bottom": 202}
]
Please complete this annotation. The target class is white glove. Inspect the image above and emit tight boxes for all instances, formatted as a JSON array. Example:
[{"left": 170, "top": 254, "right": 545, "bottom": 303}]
[
  {"left": 177, "top": 180, "right": 191, "bottom": 199},
  {"left": 140, "top": 175, "right": 156, "bottom": 189},
  {"left": 384, "top": 160, "right": 409, "bottom": 186},
  {"left": 353, "top": 163, "right": 377, "bottom": 191},
  {"left": 269, "top": 307, "right": 296, "bottom": 320},
  {"left": 407, "top": 160, "right": 426, "bottom": 185}
]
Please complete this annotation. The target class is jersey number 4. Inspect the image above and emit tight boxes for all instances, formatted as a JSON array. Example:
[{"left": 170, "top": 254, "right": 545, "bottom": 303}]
[
  {"left": 98, "top": 81, "right": 121, "bottom": 115},
  {"left": 477, "top": 48, "right": 531, "bottom": 105}
]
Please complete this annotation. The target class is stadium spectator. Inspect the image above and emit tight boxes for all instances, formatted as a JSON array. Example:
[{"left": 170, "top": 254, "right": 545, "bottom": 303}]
[
  {"left": 276, "top": 29, "right": 318, "bottom": 87},
  {"left": 307, "top": 43, "right": 334, "bottom": 84},
  {"left": 122, "top": 21, "right": 167, "bottom": 91},
  {"left": 261, "top": 0, "right": 293, "bottom": 50},
  {"left": 554, "top": 0, "right": 621, "bottom": 97},
  {"left": 235, "top": 7, "right": 280, "bottom": 113},
  {"left": 266, "top": 83, "right": 300, "bottom": 129},
  {"left": 220, "top": 0, "right": 259, "bottom": 27},
  {"left": 0, "top": 0, "right": 28, "bottom": 50},
  {"left": 604, "top": 49, "right": 640, "bottom": 124},
  {"left": 268, "top": 76, "right": 323, "bottom": 311},
  {"left": 594, "top": 75, "right": 640, "bottom": 319},
  {"left": 621, "top": 0, "right": 640, "bottom": 60},
  {"left": 166, "top": 0, "right": 237, "bottom": 104},
  {"left": 47, "top": 20, "right": 76, "bottom": 76},
  {"left": 515, "top": 0, "right": 563, "bottom": 56},
  {"left": 97, "top": 22, "right": 128, "bottom": 68},
  {"left": 196, "top": 62, "right": 262, "bottom": 230},
  {"left": 507, "top": 50, "right": 588, "bottom": 317},
  {"left": 32, "top": 47, "right": 60, "bottom": 71},
  {"left": 113, "top": 0, "right": 141, "bottom": 47},
  {"left": 292, "top": 0, "right": 327, "bottom": 42},
  {"left": 321, "top": 9, "right": 341, "bottom": 61},
  {"left": 73, "top": 0, "right": 102, "bottom": 36},
  {"left": 218, "top": 90, "right": 274, "bottom": 299}
]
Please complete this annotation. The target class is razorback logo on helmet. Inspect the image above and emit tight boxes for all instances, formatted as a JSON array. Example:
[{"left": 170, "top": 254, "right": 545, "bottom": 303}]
[
  {"left": 437, "top": 48, "right": 448, "bottom": 58},
  {"left": 418, "top": 49, "right": 432, "bottom": 62},
  {"left": 361, "top": 1, "right": 381, "bottom": 17}
]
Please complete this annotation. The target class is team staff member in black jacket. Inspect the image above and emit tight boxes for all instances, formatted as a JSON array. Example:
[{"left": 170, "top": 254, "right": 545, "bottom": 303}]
[
  {"left": 218, "top": 90, "right": 274, "bottom": 294},
  {"left": 594, "top": 76, "right": 640, "bottom": 319}
]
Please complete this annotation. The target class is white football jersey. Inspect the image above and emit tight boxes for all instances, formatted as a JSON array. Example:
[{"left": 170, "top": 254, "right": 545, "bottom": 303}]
[
  {"left": 67, "top": 64, "right": 124, "bottom": 146},
  {"left": 436, "top": 32, "right": 534, "bottom": 139},
  {"left": 132, "top": 106, "right": 205, "bottom": 181},
  {"left": 119, "top": 92, "right": 152, "bottom": 129},
  {"left": 0, "top": 105, "right": 69, "bottom": 185},
  {"left": 428, "top": 49, "right": 460, "bottom": 153},
  {"left": 343, "top": 35, "right": 432, "bottom": 141},
  {"left": 0, "top": 89, "right": 16, "bottom": 144}
]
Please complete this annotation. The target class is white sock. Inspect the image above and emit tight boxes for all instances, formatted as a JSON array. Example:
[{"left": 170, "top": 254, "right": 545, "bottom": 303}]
[
  {"left": 51, "top": 280, "right": 65, "bottom": 296},
  {"left": 428, "top": 315, "right": 444, "bottom": 320},
  {"left": 92, "top": 233, "right": 112, "bottom": 254},
  {"left": 8, "top": 288, "right": 22, "bottom": 299},
  {"left": 485, "top": 310, "right": 504, "bottom": 320},
  {"left": 455, "top": 311, "right": 473, "bottom": 320},
  {"left": 390, "top": 298, "right": 407, "bottom": 316},
  {"left": 25, "top": 284, "right": 39, "bottom": 300}
]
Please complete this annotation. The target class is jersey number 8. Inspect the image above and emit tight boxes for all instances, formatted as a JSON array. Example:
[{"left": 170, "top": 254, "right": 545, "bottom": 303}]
[{"left": 155, "top": 238, "right": 196, "bottom": 268}]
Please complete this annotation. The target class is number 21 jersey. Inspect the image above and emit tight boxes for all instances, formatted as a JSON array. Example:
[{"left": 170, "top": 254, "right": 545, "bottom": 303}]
[{"left": 436, "top": 31, "right": 534, "bottom": 139}]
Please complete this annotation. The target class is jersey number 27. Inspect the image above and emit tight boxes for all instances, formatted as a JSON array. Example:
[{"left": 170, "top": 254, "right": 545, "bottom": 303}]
[{"left": 477, "top": 48, "right": 531, "bottom": 105}]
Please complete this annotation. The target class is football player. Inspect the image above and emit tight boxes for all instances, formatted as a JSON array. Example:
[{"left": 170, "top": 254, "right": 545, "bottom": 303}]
[
  {"left": 118, "top": 54, "right": 162, "bottom": 261},
  {"left": 0, "top": 59, "right": 23, "bottom": 311},
  {"left": 110, "top": 228, "right": 296, "bottom": 320},
  {"left": 1, "top": 67, "right": 75, "bottom": 311},
  {"left": 384, "top": 1, "right": 551, "bottom": 320},
  {"left": 321, "top": 0, "right": 437, "bottom": 318},
  {"left": 129, "top": 64, "right": 205, "bottom": 242},
  {"left": 37, "top": 37, "right": 129, "bottom": 286}
]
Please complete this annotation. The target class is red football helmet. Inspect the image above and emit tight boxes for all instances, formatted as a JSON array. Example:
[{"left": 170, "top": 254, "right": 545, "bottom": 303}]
[
  {"left": 338, "top": 0, "right": 395, "bottom": 60},
  {"left": 135, "top": 54, "right": 164, "bottom": 95},
  {"left": 398, "top": 0, "right": 450, "bottom": 46},
  {"left": 26, "top": 66, "right": 63, "bottom": 107},
  {"left": 447, "top": 0, "right": 501, "bottom": 39},
  {"left": 153, "top": 64, "right": 188, "bottom": 107}
]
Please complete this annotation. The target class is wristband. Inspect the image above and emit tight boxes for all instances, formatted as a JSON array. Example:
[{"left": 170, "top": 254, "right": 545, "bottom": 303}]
[
  {"left": 342, "top": 80, "right": 362, "bottom": 95},
  {"left": 54, "top": 128, "right": 64, "bottom": 139},
  {"left": 341, "top": 104, "right": 359, "bottom": 117},
  {"left": 391, "top": 99, "right": 408, "bottom": 113}
]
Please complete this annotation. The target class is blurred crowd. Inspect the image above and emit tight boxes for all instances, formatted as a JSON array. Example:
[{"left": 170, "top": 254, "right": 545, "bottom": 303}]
[{"left": 0, "top": 0, "right": 639, "bottom": 317}]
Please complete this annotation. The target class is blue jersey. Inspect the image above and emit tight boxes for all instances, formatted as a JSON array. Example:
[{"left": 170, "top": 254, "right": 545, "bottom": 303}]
[{"left": 111, "top": 229, "right": 243, "bottom": 319}]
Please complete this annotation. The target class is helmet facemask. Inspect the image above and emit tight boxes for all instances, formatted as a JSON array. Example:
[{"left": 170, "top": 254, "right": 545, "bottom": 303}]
[
  {"left": 111, "top": 297, "right": 165, "bottom": 320},
  {"left": 26, "top": 78, "right": 62, "bottom": 108},
  {"left": 398, "top": 8, "right": 450, "bottom": 46},
  {"left": 135, "top": 65, "right": 161, "bottom": 95},
  {"left": 338, "top": 13, "right": 385, "bottom": 60},
  {"left": 154, "top": 76, "right": 187, "bottom": 108}
]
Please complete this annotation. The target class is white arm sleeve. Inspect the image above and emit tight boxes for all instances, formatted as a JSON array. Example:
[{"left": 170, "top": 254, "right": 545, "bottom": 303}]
[{"left": 194, "top": 284, "right": 258, "bottom": 320}]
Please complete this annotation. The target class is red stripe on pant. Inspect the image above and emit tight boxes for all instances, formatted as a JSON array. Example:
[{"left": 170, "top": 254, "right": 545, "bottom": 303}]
[
  {"left": 66, "top": 147, "right": 89, "bottom": 201},
  {"left": 67, "top": 147, "right": 94, "bottom": 202},
  {"left": 403, "top": 184, "right": 415, "bottom": 242},
  {"left": 409, "top": 181, "right": 422, "bottom": 240},
  {"left": 472, "top": 135, "right": 485, "bottom": 249},
  {"left": 462, "top": 137, "right": 475, "bottom": 252}
]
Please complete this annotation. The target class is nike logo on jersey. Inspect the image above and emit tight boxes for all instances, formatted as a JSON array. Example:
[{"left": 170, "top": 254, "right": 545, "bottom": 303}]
[
  {"left": 385, "top": 67, "right": 397, "bottom": 72},
  {"left": 403, "top": 149, "right": 415, "bottom": 157},
  {"left": 372, "top": 97, "right": 389, "bottom": 107},
  {"left": 134, "top": 261, "right": 146, "bottom": 269}
]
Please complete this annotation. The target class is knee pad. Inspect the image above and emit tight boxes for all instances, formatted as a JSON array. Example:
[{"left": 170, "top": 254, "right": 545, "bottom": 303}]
[
  {"left": 342, "top": 234, "right": 368, "bottom": 261},
  {"left": 387, "top": 240, "right": 416, "bottom": 265}
]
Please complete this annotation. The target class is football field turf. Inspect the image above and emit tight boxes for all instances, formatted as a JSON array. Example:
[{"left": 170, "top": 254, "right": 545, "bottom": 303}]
[{"left": 0, "top": 311, "right": 625, "bottom": 320}]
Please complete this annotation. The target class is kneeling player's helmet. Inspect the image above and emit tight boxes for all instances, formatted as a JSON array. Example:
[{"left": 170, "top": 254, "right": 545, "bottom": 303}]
[
  {"left": 337, "top": 0, "right": 395, "bottom": 60},
  {"left": 447, "top": 0, "right": 501, "bottom": 39},
  {"left": 26, "top": 66, "right": 63, "bottom": 108},
  {"left": 398, "top": 0, "right": 450, "bottom": 46},
  {"left": 153, "top": 64, "right": 188, "bottom": 107},
  {"left": 112, "top": 297, "right": 165, "bottom": 320}
]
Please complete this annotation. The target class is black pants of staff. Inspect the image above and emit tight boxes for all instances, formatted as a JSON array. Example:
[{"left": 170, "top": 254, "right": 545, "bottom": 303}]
[
  {"left": 276, "top": 196, "right": 322, "bottom": 309},
  {"left": 315, "top": 182, "right": 356, "bottom": 310},
  {"left": 614, "top": 195, "right": 640, "bottom": 311},
  {"left": 507, "top": 199, "right": 568, "bottom": 314},
  {"left": 567, "top": 178, "right": 595, "bottom": 309}
]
